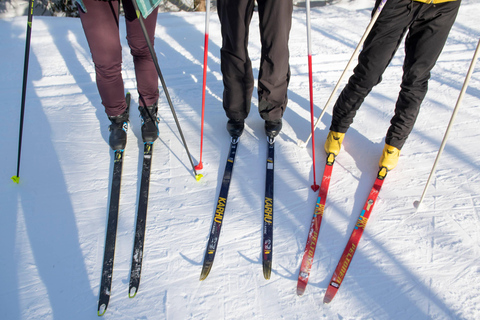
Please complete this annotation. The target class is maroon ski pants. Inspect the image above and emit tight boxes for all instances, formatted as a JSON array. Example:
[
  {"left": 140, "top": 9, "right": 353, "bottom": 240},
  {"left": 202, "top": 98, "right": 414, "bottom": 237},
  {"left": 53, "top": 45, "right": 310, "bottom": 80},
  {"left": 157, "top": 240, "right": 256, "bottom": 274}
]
[{"left": 79, "top": 0, "right": 159, "bottom": 117}]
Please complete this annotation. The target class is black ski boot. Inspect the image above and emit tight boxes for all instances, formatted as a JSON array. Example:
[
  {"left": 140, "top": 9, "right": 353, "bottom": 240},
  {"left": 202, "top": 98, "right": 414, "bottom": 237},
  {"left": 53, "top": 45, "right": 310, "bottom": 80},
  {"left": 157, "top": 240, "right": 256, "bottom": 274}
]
[
  {"left": 139, "top": 102, "right": 159, "bottom": 143},
  {"left": 265, "top": 119, "right": 282, "bottom": 139},
  {"left": 226, "top": 119, "right": 244, "bottom": 138},
  {"left": 108, "top": 106, "right": 129, "bottom": 150}
]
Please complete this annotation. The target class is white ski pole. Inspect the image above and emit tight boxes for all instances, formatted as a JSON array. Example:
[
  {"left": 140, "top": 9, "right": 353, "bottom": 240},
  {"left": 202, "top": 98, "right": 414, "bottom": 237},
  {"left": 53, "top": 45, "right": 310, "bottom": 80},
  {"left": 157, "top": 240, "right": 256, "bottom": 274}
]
[{"left": 414, "top": 38, "right": 480, "bottom": 210}]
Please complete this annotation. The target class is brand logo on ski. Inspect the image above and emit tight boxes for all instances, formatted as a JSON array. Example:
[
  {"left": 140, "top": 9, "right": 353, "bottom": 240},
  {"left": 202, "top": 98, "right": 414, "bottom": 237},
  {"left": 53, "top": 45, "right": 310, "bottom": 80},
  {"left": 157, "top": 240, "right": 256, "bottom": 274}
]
[
  {"left": 264, "top": 239, "right": 272, "bottom": 254},
  {"left": 264, "top": 197, "right": 273, "bottom": 223},
  {"left": 336, "top": 243, "right": 356, "bottom": 283},
  {"left": 355, "top": 211, "right": 368, "bottom": 230},
  {"left": 214, "top": 197, "right": 227, "bottom": 223},
  {"left": 314, "top": 199, "right": 325, "bottom": 217}
]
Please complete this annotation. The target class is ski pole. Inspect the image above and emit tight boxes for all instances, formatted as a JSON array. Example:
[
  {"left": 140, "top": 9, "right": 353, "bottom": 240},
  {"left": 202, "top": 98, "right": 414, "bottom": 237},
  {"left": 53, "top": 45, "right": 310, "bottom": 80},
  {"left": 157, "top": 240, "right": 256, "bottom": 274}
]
[
  {"left": 414, "top": 38, "right": 480, "bottom": 210},
  {"left": 12, "top": 0, "right": 35, "bottom": 184},
  {"left": 300, "top": 0, "right": 388, "bottom": 146},
  {"left": 195, "top": 0, "right": 211, "bottom": 171},
  {"left": 306, "top": 0, "right": 319, "bottom": 191},
  {"left": 132, "top": 0, "right": 202, "bottom": 181}
]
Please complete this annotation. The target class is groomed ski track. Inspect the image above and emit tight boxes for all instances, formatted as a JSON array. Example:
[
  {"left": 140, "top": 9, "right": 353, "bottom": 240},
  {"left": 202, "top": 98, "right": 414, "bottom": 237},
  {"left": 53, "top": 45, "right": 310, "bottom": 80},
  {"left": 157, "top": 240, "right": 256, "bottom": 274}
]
[{"left": 1, "top": 1, "right": 479, "bottom": 319}]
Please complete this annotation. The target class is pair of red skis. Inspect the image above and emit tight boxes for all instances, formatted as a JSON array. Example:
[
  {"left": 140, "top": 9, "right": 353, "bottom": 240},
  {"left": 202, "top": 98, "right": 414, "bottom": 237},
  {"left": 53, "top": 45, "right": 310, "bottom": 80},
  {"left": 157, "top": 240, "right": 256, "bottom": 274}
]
[{"left": 297, "top": 154, "right": 387, "bottom": 303}]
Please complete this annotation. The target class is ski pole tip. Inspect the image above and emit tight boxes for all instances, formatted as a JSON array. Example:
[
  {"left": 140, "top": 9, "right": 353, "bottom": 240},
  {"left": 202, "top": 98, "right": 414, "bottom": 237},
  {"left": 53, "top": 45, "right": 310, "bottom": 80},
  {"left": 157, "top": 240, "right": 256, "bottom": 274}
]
[
  {"left": 194, "top": 162, "right": 204, "bottom": 170},
  {"left": 11, "top": 176, "right": 20, "bottom": 184},
  {"left": 297, "top": 139, "right": 306, "bottom": 148},
  {"left": 195, "top": 174, "right": 204, "bottom": 182},
  {"left": 311, "top": 184, "right": 319, "bottom": 192},
  {"left": 413, "top": 200, "right": 421, "bottom": 210}
]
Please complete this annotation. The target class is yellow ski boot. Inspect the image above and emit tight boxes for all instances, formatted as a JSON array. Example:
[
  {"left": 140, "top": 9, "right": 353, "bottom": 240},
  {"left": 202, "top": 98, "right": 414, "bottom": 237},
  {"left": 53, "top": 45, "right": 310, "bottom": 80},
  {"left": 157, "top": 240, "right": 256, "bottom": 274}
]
[
  {"left": 324, "top": 131, "right": 345, "bottom": 156},
  {"left": 378, "top": 144, "right": 400, "bottom": 173}
]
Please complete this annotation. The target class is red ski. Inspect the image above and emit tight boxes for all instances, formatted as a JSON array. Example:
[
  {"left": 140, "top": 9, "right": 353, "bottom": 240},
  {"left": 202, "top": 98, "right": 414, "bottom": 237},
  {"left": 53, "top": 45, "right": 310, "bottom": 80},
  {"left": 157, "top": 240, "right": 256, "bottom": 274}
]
[
  {"left": 297, "top": 154, "right": 335, "bottom": 296},
  {"left": 323, "top": 167, "right": 387, "bottom": 303}
]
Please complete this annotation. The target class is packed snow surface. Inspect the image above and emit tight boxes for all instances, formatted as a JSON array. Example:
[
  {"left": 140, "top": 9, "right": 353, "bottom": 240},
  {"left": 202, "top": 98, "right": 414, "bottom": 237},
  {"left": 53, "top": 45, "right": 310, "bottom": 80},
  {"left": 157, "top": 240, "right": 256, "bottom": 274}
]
[{"left": 1, "top": 0, "right": 479, "bottom": 319}]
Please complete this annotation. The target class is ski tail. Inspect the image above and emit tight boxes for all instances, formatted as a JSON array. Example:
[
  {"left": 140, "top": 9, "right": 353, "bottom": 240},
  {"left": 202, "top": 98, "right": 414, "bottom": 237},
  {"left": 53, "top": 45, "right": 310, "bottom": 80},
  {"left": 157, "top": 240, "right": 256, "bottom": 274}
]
[
  {"left": 262, "top": 138, "right": 275, "bottom": 280},
  {"left": 200, "top": 138, "right": 239, "bottom": 280},
  {"left": 297, "top": 153, "right": 335, "bottom": 296},
  {"left": 324, "top": 167, "right": 387, "bottom": 303}
]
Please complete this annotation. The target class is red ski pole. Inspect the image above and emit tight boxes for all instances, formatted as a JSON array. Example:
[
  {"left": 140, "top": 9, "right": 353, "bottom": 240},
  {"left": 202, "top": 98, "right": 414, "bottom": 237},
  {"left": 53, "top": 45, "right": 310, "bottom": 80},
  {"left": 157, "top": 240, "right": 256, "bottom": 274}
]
[
  {"left": 306, "top": 0, "right": 319, "bottom": 191},
  {"left": 195, "top": 0, "right": 211, "bottom": 171}
]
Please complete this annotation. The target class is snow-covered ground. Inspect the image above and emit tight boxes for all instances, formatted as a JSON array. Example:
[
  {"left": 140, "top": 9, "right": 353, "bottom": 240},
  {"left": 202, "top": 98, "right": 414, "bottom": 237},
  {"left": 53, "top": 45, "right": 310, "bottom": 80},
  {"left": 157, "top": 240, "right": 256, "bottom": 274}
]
[{"left": 1, "top": 0, "right": 479, "bottom": 319}]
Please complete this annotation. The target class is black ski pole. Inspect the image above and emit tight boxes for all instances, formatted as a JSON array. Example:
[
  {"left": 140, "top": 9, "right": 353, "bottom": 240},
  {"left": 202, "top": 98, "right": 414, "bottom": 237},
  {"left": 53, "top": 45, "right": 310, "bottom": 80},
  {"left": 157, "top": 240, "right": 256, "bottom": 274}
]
[
  {"left": 131, "top": 0, "right": 202, "bottom": 181},
  {"left": 12, "top": 0, "right": 35, "bottom": 184}
]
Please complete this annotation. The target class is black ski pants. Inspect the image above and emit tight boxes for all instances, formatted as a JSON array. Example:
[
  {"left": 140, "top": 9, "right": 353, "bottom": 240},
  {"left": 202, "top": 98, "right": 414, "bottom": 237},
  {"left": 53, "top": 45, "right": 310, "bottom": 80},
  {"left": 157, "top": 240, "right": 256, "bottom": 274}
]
[
  {"left": 217, "top": 0, "right": 293, "bottom": 122},
  {"left": 330, "top": 0, "right": 460, "bottom": 149}
]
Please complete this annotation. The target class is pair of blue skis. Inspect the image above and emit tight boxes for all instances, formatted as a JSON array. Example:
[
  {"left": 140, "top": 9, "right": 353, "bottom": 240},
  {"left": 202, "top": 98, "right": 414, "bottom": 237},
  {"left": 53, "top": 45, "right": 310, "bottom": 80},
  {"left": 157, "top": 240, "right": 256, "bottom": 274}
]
[{"left": 200, "top": 136, "right": 275, "bottom": 281}]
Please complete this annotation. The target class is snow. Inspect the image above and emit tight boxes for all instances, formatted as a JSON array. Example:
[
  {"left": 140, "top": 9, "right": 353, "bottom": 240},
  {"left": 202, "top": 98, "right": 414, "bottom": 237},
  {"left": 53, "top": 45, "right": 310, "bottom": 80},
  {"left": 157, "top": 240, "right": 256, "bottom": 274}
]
[{"left": 1, "top": 0, "right": 479, "bottom": 319}]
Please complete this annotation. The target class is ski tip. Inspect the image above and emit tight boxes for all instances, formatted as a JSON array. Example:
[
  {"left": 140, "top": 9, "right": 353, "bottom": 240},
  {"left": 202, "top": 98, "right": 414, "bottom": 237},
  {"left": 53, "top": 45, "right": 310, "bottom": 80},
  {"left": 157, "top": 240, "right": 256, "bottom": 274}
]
[
  {"left": 11, "top": 176, "right": 20, "bottom": 184},
  {"left": 194, "top": 162, "right": 204, "bottom": 170},
  {"left": 129, "top": 286, "right": 138, "bottom": 298},
  {"left": 195, "top": 173, "right": 204, "bottom": 182},
  {"left": 296, "top": 288, "right": 305, "bottom": 296},
  {"left": 97, "top": 303, "right": 107, "bottom": 316},
  {"left": 323, "top": 296, "right": 332, "bottom": 304}
]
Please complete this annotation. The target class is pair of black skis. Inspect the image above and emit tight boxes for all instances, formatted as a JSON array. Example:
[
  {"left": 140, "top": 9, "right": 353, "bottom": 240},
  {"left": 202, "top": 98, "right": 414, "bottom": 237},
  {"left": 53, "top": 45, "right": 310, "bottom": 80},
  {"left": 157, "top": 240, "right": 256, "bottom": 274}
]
[
  {"left": 97, "top": 93, "right": 155, "bottom": 316},
  {"left": 200, "top": 135, "right": 275, "bottom": 281}
]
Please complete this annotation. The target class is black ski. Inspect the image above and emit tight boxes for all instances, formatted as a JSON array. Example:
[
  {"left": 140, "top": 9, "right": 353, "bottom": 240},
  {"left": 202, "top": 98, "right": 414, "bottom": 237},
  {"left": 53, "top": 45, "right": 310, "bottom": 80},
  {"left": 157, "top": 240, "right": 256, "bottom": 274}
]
[
  {"left": 262, "top": 137, "right": 275, "bottom": 279},
  {"left": 128, "top": 142, "right": 154, "bottom": 298},
  {"left": 200, "top": 137, "right": 239, "bottom": 280},
  {"left": 98, "top": 93, "right": 130, "bottom": 316}
]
